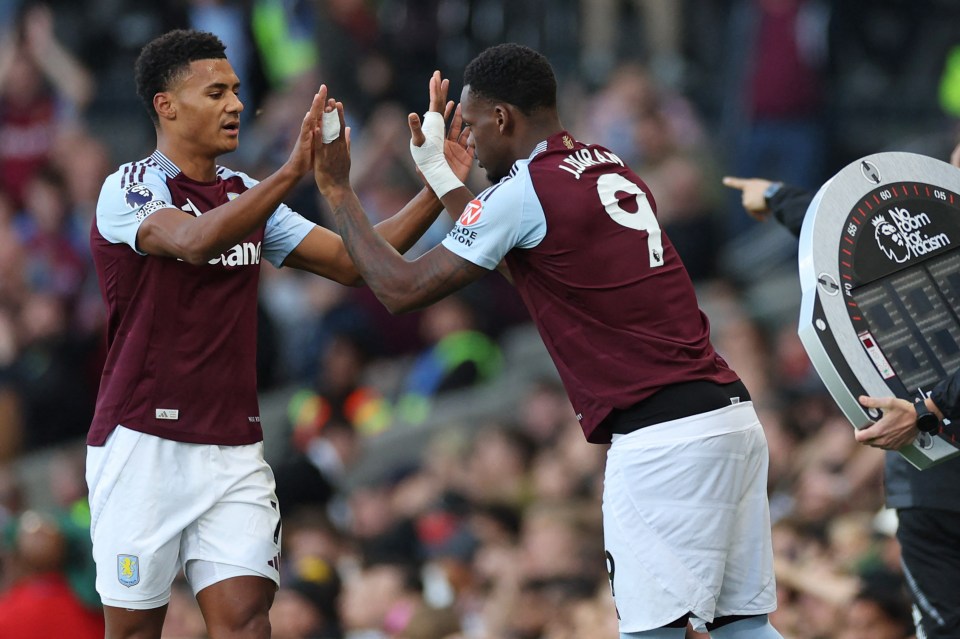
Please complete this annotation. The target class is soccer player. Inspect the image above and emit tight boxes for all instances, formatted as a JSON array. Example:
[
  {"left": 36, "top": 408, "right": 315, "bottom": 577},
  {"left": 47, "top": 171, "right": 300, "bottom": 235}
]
[
  {"left": 87, "top": 29, "right": 468, "bottom": 639},
  {"left": 313, "top": 44, "right": 783, "bottom": 638}
]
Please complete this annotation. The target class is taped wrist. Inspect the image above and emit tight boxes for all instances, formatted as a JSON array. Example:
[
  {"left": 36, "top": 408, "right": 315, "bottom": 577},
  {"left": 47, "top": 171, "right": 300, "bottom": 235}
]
[{"left": 410, "top": 111, "right": 463, "bottom": 198}]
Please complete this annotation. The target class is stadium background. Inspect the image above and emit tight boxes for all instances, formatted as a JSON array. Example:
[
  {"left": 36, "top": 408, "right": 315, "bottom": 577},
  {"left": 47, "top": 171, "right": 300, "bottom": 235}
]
[{"left": 1, "top": 0, "right": 959, "bottom": 637}]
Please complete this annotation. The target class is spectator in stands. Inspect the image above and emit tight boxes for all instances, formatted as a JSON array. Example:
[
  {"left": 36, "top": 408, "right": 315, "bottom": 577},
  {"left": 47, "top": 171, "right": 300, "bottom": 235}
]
[
  {"left": 0, "top": 4, "right": 93, "bottom": 208},
  {"left": 340, "top": 559, "right": 459, "bottom": 639},
  {"left": 839, "top": 573, "right": 913, "bottom": 639},
  {"left": 16, "top": 165, "right": 88, "bottom": 302},
  {"left": 0, "top": 511, "right": 104, "bottom": 638},
  {"left": 396, "top": 294, "right": 502, "bottom": 424}
]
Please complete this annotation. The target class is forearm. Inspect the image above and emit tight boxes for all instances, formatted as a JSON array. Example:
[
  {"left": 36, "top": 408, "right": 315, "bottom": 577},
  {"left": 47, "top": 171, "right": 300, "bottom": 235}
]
[
  {"left": 931, "top": 369, "right": 960, "bottom": 421},
  {"left": 438, "top": 186, "right": 475, "bottom": 224},
  {"left": 370, "top": 187, "right": 443, "bottom": 254},
  {"left": 160, "top": 164, "right": 301, "bottom": 263},
  {"left": 326, "top": 186, "right": 421, "bottom": 309},
  {"left": 770, "top": 185, "right": 814, "bottom": 238},
  {"left": 0, "top": 42, "right": 14, "bottom": 89}
]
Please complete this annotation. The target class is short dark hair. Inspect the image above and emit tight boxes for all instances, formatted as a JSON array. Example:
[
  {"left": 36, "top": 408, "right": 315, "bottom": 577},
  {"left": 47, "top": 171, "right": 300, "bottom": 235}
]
[
  {"left": 463, "top": 43, "right": 557, "bottom": 114},
  {"left": 134, "top": 29, "right": 227, "bottom": 125}
]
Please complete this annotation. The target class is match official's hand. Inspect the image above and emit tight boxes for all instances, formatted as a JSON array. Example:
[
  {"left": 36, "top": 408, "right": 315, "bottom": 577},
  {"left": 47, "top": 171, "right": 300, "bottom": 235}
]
[
  {"left": 855, "top": 395, "right": 920, "bottom": 450},
  {"left": 286, "top": 85, "right": 329, "bottom": 177},
  {"left": 312, "top": 100, "right": 353, "bottom": 197},
  {"left": 722, "top": 176, "right": 775, "bottom": 221}
]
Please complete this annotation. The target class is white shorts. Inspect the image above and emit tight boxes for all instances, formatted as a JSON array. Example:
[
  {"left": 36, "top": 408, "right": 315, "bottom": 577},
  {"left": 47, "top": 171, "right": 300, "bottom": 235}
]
[
  {"left": 86, "top": 426, "right": 282, "bottom": 609},
  {"left": 602, "top": 402, "right": 777, "bottom": 633}
]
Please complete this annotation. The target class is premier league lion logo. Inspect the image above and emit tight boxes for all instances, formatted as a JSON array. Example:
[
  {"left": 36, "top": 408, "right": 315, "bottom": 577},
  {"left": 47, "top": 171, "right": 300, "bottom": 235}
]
[
  {"left": 125, "top": 184, "right": 154, "bottom": 209},
  {"left": 872, "top": 214, "right": 910, "bottom": 263}
]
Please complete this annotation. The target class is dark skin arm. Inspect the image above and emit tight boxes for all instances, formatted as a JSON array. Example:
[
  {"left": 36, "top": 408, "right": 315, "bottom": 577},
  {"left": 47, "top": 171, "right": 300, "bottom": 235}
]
[
  {"left": 282, "top": 188, "right": 442, "bottom": 286},
  {"left": 315, "top": 101, "right": 488, "bottom": 313},
  {"left": 137, "top": 87, "right": 330, "bottom": 265}
]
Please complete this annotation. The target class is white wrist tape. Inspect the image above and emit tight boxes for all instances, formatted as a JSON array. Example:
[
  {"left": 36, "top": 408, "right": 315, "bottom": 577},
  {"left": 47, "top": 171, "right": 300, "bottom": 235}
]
[
  {"left": 410, "top": 111, "right": 463, "bottom": 198},
  {"left": 322, "top": 110, "right": 340, "bottom": 143}
]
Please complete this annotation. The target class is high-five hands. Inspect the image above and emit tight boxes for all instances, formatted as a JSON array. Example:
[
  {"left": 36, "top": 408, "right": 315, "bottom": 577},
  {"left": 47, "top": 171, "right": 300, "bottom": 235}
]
[
  {"left": 287, "top": 85, "right": 331, "bottom": 177},
  {"left": 312, "top": 98, "right": 353, "bottom": 197}
]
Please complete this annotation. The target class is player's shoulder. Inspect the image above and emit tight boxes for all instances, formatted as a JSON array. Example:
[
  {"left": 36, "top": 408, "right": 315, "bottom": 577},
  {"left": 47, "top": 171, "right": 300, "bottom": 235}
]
[
  {"left": 529, "top": 134, "right": 631, "bottom": 187},
  {"left": 216, "top": 164, "right": 257, "bottom": 189},
  {"left": 104, "top": 152, "right": 179, "bottom": 192},
  {"left": 532, "top": 134, "right": 624, "bottom": 167},
  {"left": 100, "top": 153, "right": 174, "bottom": 207},
  {"left": 475, "top": 160, "right": 534, "bottom": 206}
]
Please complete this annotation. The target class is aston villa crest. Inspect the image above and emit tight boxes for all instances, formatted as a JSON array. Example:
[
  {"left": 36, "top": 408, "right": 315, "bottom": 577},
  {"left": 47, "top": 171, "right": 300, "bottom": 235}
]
[{"left": 118, "top": 554, "right": 140, "bottom": 587}]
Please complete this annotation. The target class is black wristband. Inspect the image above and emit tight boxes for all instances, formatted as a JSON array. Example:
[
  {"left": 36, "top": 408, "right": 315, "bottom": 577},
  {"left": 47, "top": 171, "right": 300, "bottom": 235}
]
[
  {"left": 763, "top": 181, "right": 784, "bottom": 206},
  {"left": 914, "top": 396, "right": 941, "bottom": 434}
]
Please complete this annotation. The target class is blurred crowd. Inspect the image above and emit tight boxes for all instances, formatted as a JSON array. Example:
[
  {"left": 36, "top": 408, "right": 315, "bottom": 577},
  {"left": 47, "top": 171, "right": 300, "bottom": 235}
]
[{"left": 2, "top": 0, "right": 960, "bottom": 637}]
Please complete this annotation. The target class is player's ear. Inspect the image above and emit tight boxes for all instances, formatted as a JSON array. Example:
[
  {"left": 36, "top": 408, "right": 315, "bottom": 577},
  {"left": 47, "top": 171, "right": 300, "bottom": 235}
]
[
  {"left": 154, "top": 92, "right": 176, "bottom": 121},
  {"left": 494, "top": 104, "right": 512, "bottom": 135}
]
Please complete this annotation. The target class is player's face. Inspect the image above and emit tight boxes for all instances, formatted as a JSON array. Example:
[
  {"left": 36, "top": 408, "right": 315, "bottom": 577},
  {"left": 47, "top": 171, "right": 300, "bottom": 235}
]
[
  {"left": 460, "top": 86, "right": 512, "bottom": 183},
  {"left": 166, "top": 59, "right": 243, "bottom": 156}
]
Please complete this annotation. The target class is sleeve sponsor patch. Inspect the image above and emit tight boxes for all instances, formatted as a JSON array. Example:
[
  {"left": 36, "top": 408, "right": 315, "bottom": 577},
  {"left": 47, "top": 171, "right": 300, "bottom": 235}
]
[
  {"left": 136, "top": 199, "right": 167, "bottom": 222},
  {"left": 458, "top": 199, "right": 483, "bottom": 226}
]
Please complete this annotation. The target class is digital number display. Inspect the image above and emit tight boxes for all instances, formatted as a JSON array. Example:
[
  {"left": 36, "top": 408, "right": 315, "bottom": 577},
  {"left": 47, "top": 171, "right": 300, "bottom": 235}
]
[
  {"left": 798, "top": 155, "right": 960, "bottom": 468},
  {"left": 852, "top": 250, "right": 960, "bottom": 393},
  {"left": 843, "top": 183, "right": 960, "bottom": 393}
]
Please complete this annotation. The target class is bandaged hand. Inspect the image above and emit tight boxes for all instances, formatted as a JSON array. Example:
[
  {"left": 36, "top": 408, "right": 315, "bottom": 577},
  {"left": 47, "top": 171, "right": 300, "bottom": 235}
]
[
  {"left": 410, "top": 111, "right": 463, "bottom": 198},
  {"left": 322, "top": 109, "right": 340, "bottom": 143}
]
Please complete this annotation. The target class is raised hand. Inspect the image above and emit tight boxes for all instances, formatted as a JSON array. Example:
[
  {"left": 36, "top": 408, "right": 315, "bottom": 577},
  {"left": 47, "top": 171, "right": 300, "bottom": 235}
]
[
  {"left": 409, "top": 70, "right": 450, "bottom": 146},
  {"left": 445, "top": 102, "right": 475, "bottom": 183},
  {"left": 286, "top": 85, "right": 330, "bottom": 177},
  {"left": 313, "top": 100, "right": 353, "bottom": 196},
  {"left": 23, "top": 4, "right": 55, "bottom": 56},
  {"left": 408, "top": 70, "right": 466, "bottom": 198}
]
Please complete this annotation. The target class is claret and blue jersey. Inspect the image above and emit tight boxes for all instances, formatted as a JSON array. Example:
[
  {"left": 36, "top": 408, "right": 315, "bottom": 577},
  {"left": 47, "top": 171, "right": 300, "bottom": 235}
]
[
  {"left": 441, "top": 131, "right": 738, "bottom": 443},
  {"left": 88, "top": 150, "right": 313, "bottom": 446}
]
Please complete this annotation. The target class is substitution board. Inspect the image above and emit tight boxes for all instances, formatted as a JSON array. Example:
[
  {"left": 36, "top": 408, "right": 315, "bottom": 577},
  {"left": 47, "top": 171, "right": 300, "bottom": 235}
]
[{"left": 798, "top": 152, "right": 960, "bottom": 469}]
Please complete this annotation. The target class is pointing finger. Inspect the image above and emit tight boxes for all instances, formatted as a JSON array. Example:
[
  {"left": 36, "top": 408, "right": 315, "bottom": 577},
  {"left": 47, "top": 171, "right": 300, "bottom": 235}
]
[{"left": 722, "top": 176, "right": 747, "bottom": 190}]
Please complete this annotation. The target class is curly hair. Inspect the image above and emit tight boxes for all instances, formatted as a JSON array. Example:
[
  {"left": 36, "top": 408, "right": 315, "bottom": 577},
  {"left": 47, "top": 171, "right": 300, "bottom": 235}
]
[
  {"left": 134, "top": 30, "right": 227, "bottom": 126},
  {"left": 463, "top": 43, "right": 557, "bottom": 114}
]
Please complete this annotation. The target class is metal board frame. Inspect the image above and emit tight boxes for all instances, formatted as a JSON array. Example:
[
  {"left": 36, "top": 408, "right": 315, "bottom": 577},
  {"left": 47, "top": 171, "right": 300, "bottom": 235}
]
[{"left": 798, "top": 152, "right": 960, "bottom": 469}]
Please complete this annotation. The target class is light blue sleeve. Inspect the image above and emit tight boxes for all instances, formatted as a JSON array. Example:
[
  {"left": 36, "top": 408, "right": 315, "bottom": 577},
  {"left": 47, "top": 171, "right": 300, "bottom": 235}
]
[
  {"left": 263, "top": 203, "right": 316, "bottom": 268},
  {"left": 440, "top": 165, "right": 546, "bottom": 269},
  {"left": 228, "top": 169, "right": 316, "bottom": 268},
  {"left": 95, "top": 164, "right": 175, "bottom": 254}
]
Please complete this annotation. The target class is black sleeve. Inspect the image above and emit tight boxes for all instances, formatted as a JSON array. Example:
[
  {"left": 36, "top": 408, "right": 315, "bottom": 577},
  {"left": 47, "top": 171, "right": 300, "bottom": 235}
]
[
  {"left": 931, "top": 369, "right": 960, "bottom": 421},
  {"left": 769, "top": 185, "right": 815, "bottom": 238}
]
